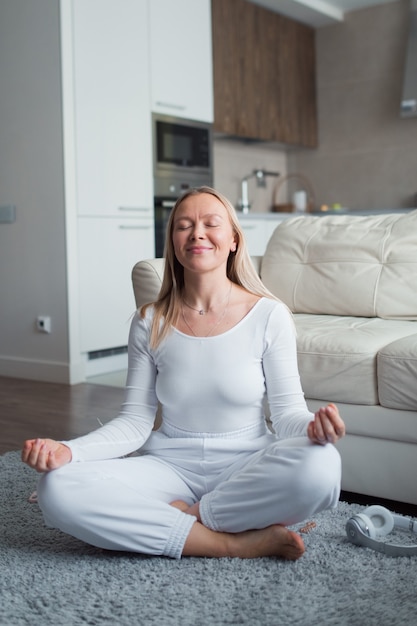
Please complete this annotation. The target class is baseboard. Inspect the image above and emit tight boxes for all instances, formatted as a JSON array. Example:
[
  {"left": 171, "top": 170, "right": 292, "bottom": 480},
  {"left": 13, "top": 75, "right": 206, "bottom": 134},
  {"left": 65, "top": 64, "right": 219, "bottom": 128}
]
[
  {"left": 340, "top": 491, "right": 417, "bottom": 517},
  {"left": 85, "top": 351, "right": 128, "bottom": 377},
  {"left": 0, "top": 355, "right": 85, "bottom": 385}
]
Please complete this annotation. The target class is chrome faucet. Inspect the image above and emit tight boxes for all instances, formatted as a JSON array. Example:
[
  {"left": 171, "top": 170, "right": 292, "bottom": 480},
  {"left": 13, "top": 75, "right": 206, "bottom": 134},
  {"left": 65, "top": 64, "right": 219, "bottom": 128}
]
[{"left": 239, "top": 169, "right": 280, "bottom": 213}]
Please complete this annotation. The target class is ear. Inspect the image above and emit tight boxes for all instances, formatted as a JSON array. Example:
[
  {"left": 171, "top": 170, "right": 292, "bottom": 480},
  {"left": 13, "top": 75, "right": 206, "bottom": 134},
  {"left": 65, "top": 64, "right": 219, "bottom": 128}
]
[{"left": 230, "top": 235, "right": 238, "bottom": 252}]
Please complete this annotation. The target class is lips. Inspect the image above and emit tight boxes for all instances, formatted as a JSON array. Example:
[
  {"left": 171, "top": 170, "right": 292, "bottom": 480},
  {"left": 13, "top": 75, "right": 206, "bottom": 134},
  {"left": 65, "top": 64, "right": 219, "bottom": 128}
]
[{"left": 187, "top": 246, "right": 212, "bottom": 253}]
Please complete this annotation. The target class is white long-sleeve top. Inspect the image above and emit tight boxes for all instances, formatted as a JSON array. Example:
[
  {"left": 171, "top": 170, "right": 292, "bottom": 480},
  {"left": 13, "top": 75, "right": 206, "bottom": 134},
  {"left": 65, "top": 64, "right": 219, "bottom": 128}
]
[{"left": 66, "top": 298, "right": 313, "bottom": 462}]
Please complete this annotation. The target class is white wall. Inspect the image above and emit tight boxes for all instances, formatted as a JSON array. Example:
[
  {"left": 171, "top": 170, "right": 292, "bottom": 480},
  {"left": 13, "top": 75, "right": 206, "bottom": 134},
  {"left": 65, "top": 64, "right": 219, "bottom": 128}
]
[{"left": 0, "top": 0, "right": 70, "bottom": 381}]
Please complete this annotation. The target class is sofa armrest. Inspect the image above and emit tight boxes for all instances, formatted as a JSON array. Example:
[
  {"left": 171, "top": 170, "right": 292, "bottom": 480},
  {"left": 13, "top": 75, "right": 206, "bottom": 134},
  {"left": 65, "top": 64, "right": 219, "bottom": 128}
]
[
  {"left": 251, "top": 255, "right": 263, "bottom": 276},
  {"left": 131, "top": 258, "right": 165, "bottom": 309}
]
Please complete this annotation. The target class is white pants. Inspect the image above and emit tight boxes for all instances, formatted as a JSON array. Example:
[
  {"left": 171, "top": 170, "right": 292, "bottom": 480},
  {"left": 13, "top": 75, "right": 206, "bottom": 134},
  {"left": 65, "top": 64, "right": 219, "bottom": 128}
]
[{"left": 37, "top": 422, "right": 341, "bottom": 559}]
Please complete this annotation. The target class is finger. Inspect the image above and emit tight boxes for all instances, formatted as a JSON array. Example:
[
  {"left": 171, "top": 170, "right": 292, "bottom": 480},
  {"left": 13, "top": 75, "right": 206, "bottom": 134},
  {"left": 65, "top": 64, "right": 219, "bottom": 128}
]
[
  {"left": 322, "top": 413, "right": 342, "bottom": 443},
  {"left": 37, "top": 441, "right": 51, "bottom": 471},
  {"left": 46, "top": 449, "right": 59, "bottom": 471},
  {"left": 27, "top": 439, "right": 50, "bottom": 472},
  {"left": 25, "top": 438, "right": 43, "bottom": 467},
  {"left": 308, "top": 421, "right": 325, "bottom": 445},
  {"left": 325, "top": 404, "right": 345, "bottom": 438},
  {"left": 21, "top": 439, "right": 36, "bottom": 463},
  {"left": 314, "top": 409, "right": 339, "bottom": 444},
  {"left": 313, "top": 410, "right": 327, "bottom": 443}
]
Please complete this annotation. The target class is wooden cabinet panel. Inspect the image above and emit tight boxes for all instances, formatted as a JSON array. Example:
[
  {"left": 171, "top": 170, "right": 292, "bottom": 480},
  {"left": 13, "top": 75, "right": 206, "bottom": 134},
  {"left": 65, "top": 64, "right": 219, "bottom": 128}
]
[{"left": 211, "top": 0, "right": 317, "bottom": 147}]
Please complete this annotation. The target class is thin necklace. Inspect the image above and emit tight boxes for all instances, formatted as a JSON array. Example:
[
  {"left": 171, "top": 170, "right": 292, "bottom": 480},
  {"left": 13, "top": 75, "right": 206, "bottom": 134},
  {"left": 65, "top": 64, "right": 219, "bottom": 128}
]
[
  {"left": 181, "top": 282, "right": 232, "bottom": 337},
  {"left": 182, "top": 285, "right": 231, "bottom": 316}
]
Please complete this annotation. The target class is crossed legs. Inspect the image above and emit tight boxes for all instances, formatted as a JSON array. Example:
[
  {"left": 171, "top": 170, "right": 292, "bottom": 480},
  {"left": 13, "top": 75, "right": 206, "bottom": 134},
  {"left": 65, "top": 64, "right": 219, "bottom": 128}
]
[
  {"left": 173, "top": 437, "right": 341, "bottom": 560},
  {"left": 37, "top": 436, "right": 340, "bottom": 560}
]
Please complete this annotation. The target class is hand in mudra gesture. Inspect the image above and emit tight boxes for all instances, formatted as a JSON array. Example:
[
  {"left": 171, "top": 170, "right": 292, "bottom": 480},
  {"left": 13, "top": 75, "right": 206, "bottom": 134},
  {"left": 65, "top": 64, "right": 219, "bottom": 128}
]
[
  {"left": 307, "top": 403, "right": 345, "bottom": 445},
  {"left": 21, "top": 438, "right": 72, "bottom": 472}
]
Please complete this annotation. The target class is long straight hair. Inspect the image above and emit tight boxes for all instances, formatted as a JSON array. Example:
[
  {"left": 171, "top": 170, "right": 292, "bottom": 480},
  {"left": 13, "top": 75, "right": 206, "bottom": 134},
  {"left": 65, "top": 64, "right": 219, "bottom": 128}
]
[{"left": 141, "top": 186, "right": 278, "bottom": 348}]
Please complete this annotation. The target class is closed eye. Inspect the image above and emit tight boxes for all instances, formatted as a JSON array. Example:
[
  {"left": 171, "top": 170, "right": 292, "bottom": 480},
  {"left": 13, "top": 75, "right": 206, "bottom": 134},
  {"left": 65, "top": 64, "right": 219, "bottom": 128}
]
[{"left": 174, "top": 221, "right": 193, "bottom": 230}]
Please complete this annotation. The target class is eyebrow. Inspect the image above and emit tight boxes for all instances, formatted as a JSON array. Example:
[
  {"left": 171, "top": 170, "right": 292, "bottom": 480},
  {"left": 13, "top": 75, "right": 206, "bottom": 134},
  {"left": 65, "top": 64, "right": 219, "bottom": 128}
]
[{"left": 174, "top": 213, "right": 225, "bottom": 223}]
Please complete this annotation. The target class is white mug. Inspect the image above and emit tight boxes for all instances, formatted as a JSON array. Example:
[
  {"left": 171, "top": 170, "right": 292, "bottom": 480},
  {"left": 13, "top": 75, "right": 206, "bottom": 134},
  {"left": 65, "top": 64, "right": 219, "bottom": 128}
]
[{"left": 293, "top": 190, "right": 307, "bottom": 212}]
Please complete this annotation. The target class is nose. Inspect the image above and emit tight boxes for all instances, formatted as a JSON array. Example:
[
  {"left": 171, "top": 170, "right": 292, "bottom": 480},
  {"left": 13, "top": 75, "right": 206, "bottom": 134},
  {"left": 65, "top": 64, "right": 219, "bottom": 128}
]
[{"left": 189, "top": 223, "right": 205, "bottom": 239}]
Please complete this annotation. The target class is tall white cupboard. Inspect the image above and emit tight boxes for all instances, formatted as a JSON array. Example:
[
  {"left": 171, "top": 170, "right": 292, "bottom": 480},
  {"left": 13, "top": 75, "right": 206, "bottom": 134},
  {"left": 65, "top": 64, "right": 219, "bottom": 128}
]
[{"left": 62, "top": 0, "right": 213, "bottom": 368}]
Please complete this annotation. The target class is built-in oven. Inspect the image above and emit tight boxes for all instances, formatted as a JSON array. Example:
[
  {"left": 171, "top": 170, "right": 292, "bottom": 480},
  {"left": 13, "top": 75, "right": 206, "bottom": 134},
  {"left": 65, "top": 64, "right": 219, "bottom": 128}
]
[{"left": 153, "top": 114, "right": 213, "bottom": 257}]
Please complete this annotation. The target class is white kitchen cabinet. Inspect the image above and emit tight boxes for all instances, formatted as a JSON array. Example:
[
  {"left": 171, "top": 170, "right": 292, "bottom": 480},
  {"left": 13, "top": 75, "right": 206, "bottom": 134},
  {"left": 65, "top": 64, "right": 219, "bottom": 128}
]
[
  {"left": 264, "top": 219, "right": 286, "bottom": 244},
  {"left": 238, "top": 216, "right": 290, "bottom": 256},
  {"left": 70, "top": 0, "right": 155, "bottom": 358},
  {"left": 239, "top": 219, "right": 268, "bottom": 257},
  {"left": 149, "top": 0, "right": 214, "bottom": 122},
  {"left": 72, "top": 0, "right": 153, "bottom": 217},
  {"left": 78, "top": 217, "right": 154, "bottom": 353}
]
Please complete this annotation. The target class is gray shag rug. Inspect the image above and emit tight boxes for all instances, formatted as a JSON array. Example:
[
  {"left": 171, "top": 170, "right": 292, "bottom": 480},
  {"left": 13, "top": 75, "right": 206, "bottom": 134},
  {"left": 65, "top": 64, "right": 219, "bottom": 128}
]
[{"left": 1, "top": 451, "right": 416, "bottom": 626}]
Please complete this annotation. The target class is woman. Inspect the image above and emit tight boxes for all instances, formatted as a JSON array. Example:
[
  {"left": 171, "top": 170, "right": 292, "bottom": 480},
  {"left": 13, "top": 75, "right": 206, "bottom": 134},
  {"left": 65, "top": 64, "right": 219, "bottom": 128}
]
[{"left": 22, "top": 186, "right": 345, "bottom": 560}]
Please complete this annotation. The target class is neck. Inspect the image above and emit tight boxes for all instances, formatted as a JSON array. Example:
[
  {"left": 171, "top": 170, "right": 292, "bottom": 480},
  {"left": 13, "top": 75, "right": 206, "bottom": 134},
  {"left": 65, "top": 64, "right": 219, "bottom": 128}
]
[{"left": 182, "top": 279, "right": 232, "bottom": 315}]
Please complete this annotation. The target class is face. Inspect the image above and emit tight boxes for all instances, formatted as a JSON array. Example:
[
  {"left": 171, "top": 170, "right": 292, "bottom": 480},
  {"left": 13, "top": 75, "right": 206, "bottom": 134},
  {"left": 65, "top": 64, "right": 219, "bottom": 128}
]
[{"left": 171, "top": 193, "right": 237, "bottom": 273}]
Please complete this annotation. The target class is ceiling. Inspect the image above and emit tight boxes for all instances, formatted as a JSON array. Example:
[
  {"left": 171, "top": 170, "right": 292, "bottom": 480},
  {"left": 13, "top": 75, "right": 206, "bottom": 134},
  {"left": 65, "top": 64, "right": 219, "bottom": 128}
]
[{"left": 249, "top": 0, "right": 398, "bottom": 28}]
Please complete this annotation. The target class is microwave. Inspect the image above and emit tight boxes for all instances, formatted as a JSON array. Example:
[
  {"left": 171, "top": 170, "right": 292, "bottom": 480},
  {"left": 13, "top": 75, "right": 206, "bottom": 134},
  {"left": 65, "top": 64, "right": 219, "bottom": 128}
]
[{"left": 152, "top": 113, "right": 213, "bottom": 184}]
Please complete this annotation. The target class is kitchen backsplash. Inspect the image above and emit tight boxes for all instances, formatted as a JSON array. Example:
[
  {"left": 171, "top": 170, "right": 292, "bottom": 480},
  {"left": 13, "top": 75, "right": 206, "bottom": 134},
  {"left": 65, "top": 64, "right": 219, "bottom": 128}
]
[{"left": 213, "top": 137, "right": 288, "bottom": 213}]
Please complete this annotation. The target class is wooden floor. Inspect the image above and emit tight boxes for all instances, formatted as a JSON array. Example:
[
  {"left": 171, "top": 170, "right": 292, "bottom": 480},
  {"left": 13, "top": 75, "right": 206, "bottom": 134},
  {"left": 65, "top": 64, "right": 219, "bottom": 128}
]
[
  {"left": 0, "top": 376, "right": 125, "bottom": 455},
  {"left": 2, "top": 375, "right": 416, "bottom": 516}
]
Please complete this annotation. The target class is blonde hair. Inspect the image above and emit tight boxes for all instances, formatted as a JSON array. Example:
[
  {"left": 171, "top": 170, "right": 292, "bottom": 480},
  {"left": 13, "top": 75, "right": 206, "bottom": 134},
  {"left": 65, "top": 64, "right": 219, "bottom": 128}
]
[{"left": 141, "top": 186, "right": 278, "bottom": 348}]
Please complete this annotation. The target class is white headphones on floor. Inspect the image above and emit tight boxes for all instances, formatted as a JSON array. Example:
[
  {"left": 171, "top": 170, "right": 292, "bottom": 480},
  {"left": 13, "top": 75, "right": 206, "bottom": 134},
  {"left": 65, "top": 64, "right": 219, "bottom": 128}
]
[{"left": 346, "top": 505, "right": 417, "bottom": 556}]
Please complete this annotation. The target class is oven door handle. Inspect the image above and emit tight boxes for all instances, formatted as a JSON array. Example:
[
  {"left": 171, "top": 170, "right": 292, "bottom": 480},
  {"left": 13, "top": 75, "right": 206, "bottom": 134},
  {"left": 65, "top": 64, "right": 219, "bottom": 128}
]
[{"left": 161, "top": 200, "right": 176, "bottom": 208}]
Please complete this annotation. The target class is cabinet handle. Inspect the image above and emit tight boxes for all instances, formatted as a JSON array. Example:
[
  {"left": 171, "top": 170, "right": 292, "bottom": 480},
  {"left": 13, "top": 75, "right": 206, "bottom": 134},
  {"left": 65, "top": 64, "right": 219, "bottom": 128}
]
[
  {"left": 155, "top": 101, "right": 186, "bottom": 111},
  {"left": 118, "top": 225, "right": 152, "bottom": 230},
  {"left": 118, "top": 207, "right": 151, "bottom": 212}
]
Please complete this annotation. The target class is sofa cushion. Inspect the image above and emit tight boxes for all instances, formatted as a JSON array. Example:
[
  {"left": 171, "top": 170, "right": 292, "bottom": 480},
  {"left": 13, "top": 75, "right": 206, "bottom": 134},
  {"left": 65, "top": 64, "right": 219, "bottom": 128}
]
[
  {"left": 294, "top": 314, "right": 417, "bottom": 405},
  {"left": 261, "top": 210, "right": 417, "bottom": 320},
  {"left": 378, "top": 333, "right": 417, "bottom": 411}
]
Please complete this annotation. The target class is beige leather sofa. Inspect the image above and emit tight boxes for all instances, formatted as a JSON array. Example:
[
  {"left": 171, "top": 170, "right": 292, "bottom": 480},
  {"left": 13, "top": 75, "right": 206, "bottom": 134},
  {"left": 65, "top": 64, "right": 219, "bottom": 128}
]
[{"left": 132, "top": 210, "right": 417, "bottom": 506}]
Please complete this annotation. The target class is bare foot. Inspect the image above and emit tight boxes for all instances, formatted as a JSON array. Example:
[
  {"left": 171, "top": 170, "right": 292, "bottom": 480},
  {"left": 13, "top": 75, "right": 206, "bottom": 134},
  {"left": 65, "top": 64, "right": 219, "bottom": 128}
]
[
  {"left": 172, "top": 500, "right": 305, "bottom": 560},
  {"left": 227, "top": 525, "right": 305, "bottom": 561},
  {"left": 182, "top": 520, "right": 305, "bottom": 560}
]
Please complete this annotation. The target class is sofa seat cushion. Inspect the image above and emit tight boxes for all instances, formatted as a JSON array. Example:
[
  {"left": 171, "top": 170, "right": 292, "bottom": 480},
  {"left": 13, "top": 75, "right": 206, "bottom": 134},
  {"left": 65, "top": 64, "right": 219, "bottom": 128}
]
[
  {"left": 261, "top": 210, "right": 417, "bottom": 320},
  {"left": 294, "top": 314, "right": 417, "bottom": 405},
  {"left": 378, "top": 333, "right": 417, "bottom": 410}
]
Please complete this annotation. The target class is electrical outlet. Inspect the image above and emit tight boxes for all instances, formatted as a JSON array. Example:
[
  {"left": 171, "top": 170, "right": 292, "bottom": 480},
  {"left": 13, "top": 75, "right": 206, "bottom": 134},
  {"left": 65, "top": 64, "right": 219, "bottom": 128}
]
[{"left": 36, "top": 316, "right": 51, "bottom": 334}]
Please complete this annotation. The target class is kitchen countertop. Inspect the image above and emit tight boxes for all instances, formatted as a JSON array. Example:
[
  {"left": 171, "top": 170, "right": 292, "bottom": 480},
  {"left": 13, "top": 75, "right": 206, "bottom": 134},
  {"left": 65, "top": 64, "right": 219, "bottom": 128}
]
[
  {"left": 236, "top": 212, "right": 294, "bottom": 220},
  {"left": 237, "top": 208, "right": 415, "bottom": 219}
]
